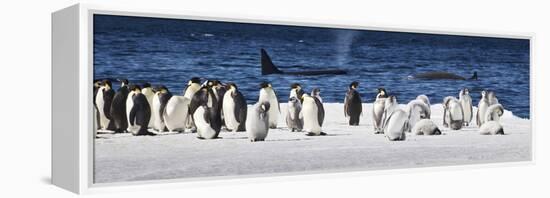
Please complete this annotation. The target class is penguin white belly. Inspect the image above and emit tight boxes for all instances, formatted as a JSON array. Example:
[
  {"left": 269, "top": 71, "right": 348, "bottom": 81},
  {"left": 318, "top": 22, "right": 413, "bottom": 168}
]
[
  {"left": 302, "top": 100, "right": 321, "bottom": 134},
  {"left": 142, "top": 88, "right": 155, "bottom": 128},
  {"left": 246, "top": 105, "right": 269, "bottom": 141},
  {"left": 412, "top": 119, "right": 441, "bottom": 135},
  {"left": 384, "top": 110, "right": 408, "bottom": 141},
  {"left": 152, "top": 94, "right": 165, "bottom": 131},
  {"left": 460, "top": 96, "right": 473, "bottom": 125},
  {"left": 222, "top": 93, "right": 239, "bottom": 131},
  {"left": 126, "top": 92, "right": 138, "bottom": 133},
  {"left": 477, "top": 102, "right": 489, "bottom": 126},
  {"left": 259, "top": 89, "right": 279, "bottom": 128},
  {"left": 479, "top": 121, "right": 504, "bottom": 135},
  {"left": 193, "top": 107, "right": 217, "bottom": 139},
  {"left": 163, "top": 96, "right": 190, "bottom": 132},
  {"left": 95, "top": 88, "right": 109, "bottom": 130},
  {"left": 372, "top": 99, "right": 385, "bottom": 131}
]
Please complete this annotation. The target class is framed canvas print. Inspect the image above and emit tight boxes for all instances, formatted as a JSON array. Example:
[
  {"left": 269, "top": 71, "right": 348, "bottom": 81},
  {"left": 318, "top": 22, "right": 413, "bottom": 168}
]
[{"left": 52, "top": 4, "right": 533, "bottom": 194}]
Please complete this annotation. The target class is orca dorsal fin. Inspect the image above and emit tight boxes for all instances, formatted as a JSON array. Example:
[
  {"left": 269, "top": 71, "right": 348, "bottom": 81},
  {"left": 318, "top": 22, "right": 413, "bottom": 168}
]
[{"left": 261, "top": 49, "right": 283, "bottom": 75}]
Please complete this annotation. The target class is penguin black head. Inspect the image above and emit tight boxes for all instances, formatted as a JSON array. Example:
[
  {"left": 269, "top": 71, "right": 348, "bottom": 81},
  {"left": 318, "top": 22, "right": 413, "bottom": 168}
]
[
  {"left": 129, "top": 84, "right": 141, "bottom": 92},
  {"left": 158, "top": 85, "right": 169, "bottom": 93},
  {"left": 94, "top": 80, "right": 101, "bottom": 87},
  {"left": 226, "top": 82, "right": 238, "bottom": 90},
  {"left": 101, "top": 79, "right": 112, "bottom": 89},
  {"left": 349, "top": 81, "right": 359, "bottom": 89},
  {"left": 117, "top": 79, "right": 129, "bottom": 86},
  {"left": 433, "top": 128, "right": 442, "bottom": 135},
  {"left": 290, "top": 83, "right": 302, "bottom": 89},
  {"left": 260, "top": 81, "right": 271, "bottom": 89},
  {"left": 189, "top": 77, "right": 201, "bottom": 85},
  {"left": 311, "top": 88, "right": 321, "bottom": 95},
  {"left": 377, "top": 88, "right": 387, "bottom": 98},
  {"left": 142, "top": 82, "right": 151, "bottom": 88}
]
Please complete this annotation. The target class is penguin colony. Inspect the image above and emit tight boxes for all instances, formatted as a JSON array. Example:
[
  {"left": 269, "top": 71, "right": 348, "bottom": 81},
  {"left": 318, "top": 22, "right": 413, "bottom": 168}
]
[{"left": 94, "top": 78, "right": 507, "bottom": 142}]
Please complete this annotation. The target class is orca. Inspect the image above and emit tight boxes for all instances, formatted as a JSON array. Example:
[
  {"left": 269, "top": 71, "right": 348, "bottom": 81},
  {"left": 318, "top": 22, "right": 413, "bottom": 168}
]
[
  {"left": 261, "top": 49, "right": 347, "bottom": 76},
  {"left": 408, "top": 71, "right": 477, "bottom": 80}
]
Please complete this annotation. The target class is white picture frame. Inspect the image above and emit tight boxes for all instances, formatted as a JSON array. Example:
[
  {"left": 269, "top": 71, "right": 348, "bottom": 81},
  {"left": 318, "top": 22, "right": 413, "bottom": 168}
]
[{"left": 52, "top": 3, "right": 535, "bottom": 194}]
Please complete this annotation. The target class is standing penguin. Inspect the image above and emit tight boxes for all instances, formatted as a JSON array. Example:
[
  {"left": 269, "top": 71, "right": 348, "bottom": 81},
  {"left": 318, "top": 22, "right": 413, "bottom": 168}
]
[
  {"left": 301, "top": 94, "right": 325, "bottom": 136},
  {"left": 246, "top": 101, "right": 271, "bottom": 142},
  {"left": 93, "top": 80, "right": 102, "bottom": 129},
  {"left": 443, "top": 96, "right": 464, "bottom": 130},
  {"left": 141, "top": 83, "right": 155, "bottom": 128},
  {"left": 344, "top": 81, "right": 362, "bottom": 126},
  {"left": 95, "top": 80, "right": 116, "bottom": 131},
  {"left": 382, "top": 96, "right": 407, "bottom": 141},
  {"left": 125, "top": 84, "right": 137, "bottom": 132},
  {"left": 372, "top": 88, "right": 388, "bottom": 134},
  {"left": 128, "top": 85, "right": 156, "bottom": 136},
  {"left": 192, "top": 86, "right": 222, "bottom": 139},
  {"left": 476, "top": 90, "right": 490, "bottom": 127},
  {"left": 286, "top": 96, "right": 303, "bottom": 132},
  {"left": 459, "top": 88, "right": 473, "bottom": 126},
  {"left": 110, "top": 79, "right": 130, "bottom": 133},
  {"left": 151, "top": 86, "right": 172, "bottom": 132},
  {"left": 258, "top": 82, "right": 280, "bottom": 129},
  {"left": 183, "top": 77, "right": 202, "bottom": 131},
  {"left": 222, "top": 83, "right": 247, "bottom": 132}
]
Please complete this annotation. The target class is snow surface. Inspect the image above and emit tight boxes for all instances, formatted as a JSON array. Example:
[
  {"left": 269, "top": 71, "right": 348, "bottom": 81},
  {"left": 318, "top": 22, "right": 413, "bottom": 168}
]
[{"left": 94, "top": 103, "right": 531, "bottom": 183}]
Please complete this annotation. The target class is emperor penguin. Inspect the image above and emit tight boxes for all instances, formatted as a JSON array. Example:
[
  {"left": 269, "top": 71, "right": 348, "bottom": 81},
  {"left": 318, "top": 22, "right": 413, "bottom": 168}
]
[
  {"left": 344, "top": 82, "right": 362, "bottom": 126},
  {"left": 372, "top": 88, "right": 388, "bottom": 134},
  {"left": 258, "top": 82, "right": 280, "bottom": 129},
  {"left": 110, "top": 79, "right": 130, "bottom": 133},
  {"left": 459, "top": 88, "right": 473, "bottom": 126},
  {"left": 184, "top": 77, "right": 202, "bottom": 131},
  {"left": 479, "top": 121, "right": 504, "bottom": 135},
  {"left": 192, "top": 86, "right": 222, "bottom": 139},
  {"left": 406, "top": 99, "right": 431, "bottom": 132},
  {"left": 141, "top": 83, "right": 155, "bottom": 128},
  {"left": 125, "top": 84, "right": 137, "bottom": 132},
  {"left": 382, "top": 96, "right": 407, "bottom": 141},
  {"left": 128, "top": 85, "right": 156, "bottom": 136},
  {"left": 246, "top": 101, "right": 271, "bottom": 142},
  {"left": 301, "top": 94, "right": 325, "bottom": 136},
  {"left": 95, "top": 80, "right": 116, "bottom": 131},
  {"left": 151, "top": 86, "right": 172, "bottom": 132},
  {"left": 163, "top": 95, "right": 191, "bottom": 132},
  {"left": 222, "top": 83, "right": 247, "bottom": 132},
  {"left": 211, "top": 80, "right": 227, "bottom": 127},
  {"left": 476, "top": 90, "right": 490, "bottom": 127},
  {"left": 286, "top": 96, "right": 303, "bottom": 132},
  {"left": 93, "top": 80, "right": 102, "bottom": 129},
  {"left": 412, "top": 119, "right": 441, "bottom": 135},
  {"left": 443, "top": 96, "right": 464, "bottom": 130}
]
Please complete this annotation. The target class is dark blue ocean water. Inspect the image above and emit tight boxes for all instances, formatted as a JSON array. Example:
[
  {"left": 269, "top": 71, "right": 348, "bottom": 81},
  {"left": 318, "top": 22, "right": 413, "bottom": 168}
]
[{"left": 93, "top": 15, "right": 530, "bottom": 118}]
